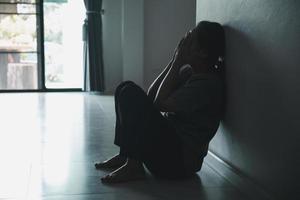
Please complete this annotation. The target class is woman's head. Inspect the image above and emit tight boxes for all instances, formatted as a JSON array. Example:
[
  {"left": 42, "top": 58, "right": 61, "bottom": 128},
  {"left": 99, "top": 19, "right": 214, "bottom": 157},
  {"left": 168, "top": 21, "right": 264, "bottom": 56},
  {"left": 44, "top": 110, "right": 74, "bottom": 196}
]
[{"left": 193, "top": 21, "right": 225, "bottom": 70}]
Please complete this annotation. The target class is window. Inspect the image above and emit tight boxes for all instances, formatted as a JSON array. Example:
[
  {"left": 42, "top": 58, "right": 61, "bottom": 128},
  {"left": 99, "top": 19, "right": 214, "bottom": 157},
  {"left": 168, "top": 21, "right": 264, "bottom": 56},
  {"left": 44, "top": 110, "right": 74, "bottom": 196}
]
[
  {"left": 44, "top": 0, "right": 85, "bottom": 89},
  {"left": 0, "top": 0, "right": 85, "bottom": 91},
  {"left": 0, "top": 0, "right": 39, "bottom": 90}
]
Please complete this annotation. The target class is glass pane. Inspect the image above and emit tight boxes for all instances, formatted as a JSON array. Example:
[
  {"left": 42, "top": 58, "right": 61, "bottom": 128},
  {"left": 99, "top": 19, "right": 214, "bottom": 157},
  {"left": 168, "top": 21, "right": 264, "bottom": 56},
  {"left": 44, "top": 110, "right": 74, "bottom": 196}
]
[
  {"left": 0, "top": 0, "right": 37, "bottom": 3},
  {"left": 45, "top": 0, "right": 67, "bottom": 3},
  {"left": 44, "top": 0, "right": 84, "bottom": 89},
  {"left": 0, "top": 53, "right": 38, "bottom": 89},
  {"left": 0, "top": 4, "right": 37, "bottom": 14},
  {"left": 0, "top": 14, "right": 37, "bottom": 52}
]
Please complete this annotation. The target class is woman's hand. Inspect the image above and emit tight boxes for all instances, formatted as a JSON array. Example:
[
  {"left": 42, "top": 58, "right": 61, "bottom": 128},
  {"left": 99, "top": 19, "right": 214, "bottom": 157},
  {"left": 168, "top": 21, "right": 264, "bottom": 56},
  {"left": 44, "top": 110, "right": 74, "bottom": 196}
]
[
  {"left": 174, "top": 29, "right": 210, "bottom": 74},
  {"left": 172, "top": 31, "right": 193, "bottom": 68},
  {"left": 147, "top": 31, "right": 194, "bottom": 103},
  {"left": 171, "top": 30, "right": 202, "bottom": 84},
  {"left": 178, "top": 64, "right": 193, "bottom": 84}
]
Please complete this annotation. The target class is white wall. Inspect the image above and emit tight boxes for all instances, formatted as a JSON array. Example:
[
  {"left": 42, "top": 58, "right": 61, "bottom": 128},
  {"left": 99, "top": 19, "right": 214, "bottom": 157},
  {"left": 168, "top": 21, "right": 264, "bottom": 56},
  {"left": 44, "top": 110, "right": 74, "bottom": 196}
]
[
  {"left": 196, "top": 0, "right": 300, "bottom": 199},
  {"left": 122, "top": 0, "right": 144, "bottom": 87},
  {"left": 102, "top": 0, "right": 196, "bottom": 92},
  {"left": 143, "top": 0, "right": 196, "bottom": 88},
  {"left": 102, "top": 0, "right": 123, "bottom": 93},
  {"left": 102, "top": 0, "right": 144, "bottom": 92}
]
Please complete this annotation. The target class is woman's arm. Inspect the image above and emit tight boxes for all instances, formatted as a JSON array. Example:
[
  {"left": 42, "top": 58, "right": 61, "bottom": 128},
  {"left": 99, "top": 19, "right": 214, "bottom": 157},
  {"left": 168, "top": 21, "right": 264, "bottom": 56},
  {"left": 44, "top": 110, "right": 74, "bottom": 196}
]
[
  {"left": 154, "top": 56, "right": 186, "bottom": 111},
  {"left": 147, "top": 56, "right": 174, "bottom": 102},
  {"left": 154, "top": 32, "right": 193, "bottom": 111},
  {"left": 147, "top": 37, "right": 185, "bottom": 102}
]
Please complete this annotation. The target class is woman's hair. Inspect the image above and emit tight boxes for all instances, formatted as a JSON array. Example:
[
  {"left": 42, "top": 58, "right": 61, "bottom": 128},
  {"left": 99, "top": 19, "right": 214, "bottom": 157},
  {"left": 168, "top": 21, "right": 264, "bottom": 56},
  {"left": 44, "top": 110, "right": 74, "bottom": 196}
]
[
  {"left": 195, "top": 21, "right": 225, "bottom": 70},
  {"left": 196, "top": 21, "right": 226, "bottom": 118}
]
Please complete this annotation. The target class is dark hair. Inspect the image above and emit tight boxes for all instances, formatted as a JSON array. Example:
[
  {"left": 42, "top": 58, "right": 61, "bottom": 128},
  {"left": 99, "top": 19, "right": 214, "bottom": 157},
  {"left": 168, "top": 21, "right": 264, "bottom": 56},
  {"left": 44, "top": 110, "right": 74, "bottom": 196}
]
[{"left": 195, "top": 21, "right": 225, "bottom": 69}]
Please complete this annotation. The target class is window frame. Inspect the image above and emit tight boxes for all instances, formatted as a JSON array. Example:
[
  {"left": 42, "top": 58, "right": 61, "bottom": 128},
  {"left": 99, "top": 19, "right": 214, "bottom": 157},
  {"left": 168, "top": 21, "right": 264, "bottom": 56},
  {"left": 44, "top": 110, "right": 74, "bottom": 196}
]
[{"left": 0, "top": 0, "right": 83, "bottom": 92}]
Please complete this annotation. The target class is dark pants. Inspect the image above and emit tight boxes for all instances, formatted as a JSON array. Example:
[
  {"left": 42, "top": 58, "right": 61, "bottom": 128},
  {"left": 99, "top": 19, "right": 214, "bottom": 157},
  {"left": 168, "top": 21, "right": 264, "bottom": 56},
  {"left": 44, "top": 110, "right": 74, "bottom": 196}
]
[{"left": 113, "top": 81, "right": 188, "bottom": 179}]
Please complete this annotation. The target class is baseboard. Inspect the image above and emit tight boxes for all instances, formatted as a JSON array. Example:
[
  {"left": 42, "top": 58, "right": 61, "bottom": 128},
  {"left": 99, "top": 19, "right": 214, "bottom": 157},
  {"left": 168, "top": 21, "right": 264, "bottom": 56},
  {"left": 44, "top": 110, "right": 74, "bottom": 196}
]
[{"left": 205, "top": 151, "right": 273, "bottom": 200}]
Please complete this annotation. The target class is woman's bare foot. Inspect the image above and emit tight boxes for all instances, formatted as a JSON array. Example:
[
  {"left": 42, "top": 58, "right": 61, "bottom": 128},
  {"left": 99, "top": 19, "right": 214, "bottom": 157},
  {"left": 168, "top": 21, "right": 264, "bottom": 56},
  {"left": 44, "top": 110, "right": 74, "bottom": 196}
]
[
  {"left": 95, "top": 154, "right": 126, "bottom": 169},
  {"left": 101, "top": 159, "right": 146, "bottom": 183}
]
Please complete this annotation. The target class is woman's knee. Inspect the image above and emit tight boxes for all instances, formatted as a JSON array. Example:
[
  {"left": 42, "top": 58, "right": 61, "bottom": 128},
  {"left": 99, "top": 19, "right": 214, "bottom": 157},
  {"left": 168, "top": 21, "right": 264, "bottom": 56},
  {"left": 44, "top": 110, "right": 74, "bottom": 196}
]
[
  {"left": 118, "top": 83, "right": 146, "bottom": 103},
  {"left": 115, "top": 81, "right": 136, "bottom": 97}
]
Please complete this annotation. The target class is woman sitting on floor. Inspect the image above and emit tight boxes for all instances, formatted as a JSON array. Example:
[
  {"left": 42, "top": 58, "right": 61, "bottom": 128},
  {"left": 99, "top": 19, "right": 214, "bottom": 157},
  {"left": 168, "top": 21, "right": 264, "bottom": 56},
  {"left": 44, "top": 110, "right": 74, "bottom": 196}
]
[{"left": 95, "top": 21, "right": 225, "bottom": 183}]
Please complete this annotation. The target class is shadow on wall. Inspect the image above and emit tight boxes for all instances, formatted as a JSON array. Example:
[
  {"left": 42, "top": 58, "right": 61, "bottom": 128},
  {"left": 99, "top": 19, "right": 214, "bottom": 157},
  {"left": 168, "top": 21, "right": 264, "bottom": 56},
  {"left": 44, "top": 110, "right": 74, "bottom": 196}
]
[
  {"left": 222, "top": 24, "right": 285, "bottom": 140},
  {"left": 212, "top": 24, "right": 298, "bottom": 199}
]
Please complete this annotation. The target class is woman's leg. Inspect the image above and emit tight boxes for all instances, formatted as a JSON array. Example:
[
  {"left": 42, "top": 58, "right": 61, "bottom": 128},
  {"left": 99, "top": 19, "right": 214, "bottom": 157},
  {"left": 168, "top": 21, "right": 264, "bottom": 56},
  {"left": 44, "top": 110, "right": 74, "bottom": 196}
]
[
  {"left": 114, "top": 81, "right": 135, "bottom": 146},
  {"left": 95, "top": 81, "right": 135, "bottom": 169},
  {"left": 101, "top": 83, "right": 187, "bottom": 182}
]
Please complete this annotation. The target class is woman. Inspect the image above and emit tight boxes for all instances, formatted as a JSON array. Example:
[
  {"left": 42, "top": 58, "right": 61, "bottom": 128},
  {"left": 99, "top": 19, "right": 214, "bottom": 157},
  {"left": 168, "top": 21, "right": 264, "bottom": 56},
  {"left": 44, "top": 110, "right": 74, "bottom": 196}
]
[{"left": 95, "top": 21, "right": 225, "bottom": 183}]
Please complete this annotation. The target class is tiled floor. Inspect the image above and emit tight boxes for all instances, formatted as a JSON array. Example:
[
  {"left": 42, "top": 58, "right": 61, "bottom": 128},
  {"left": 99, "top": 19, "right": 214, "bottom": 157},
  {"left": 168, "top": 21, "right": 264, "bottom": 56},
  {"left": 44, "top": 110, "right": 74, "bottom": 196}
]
[{"left": 0, "top": 93, "right": 249, "bottom": 200}]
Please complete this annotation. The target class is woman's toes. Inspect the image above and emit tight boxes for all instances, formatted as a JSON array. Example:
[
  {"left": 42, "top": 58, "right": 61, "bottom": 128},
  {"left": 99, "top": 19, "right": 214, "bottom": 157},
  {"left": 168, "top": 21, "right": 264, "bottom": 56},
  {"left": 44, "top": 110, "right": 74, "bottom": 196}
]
[
  {"left": 95, "top": 163, "right": 102, "bottom": 169},
  {"left": 100, "top": 164, "right": 146, "bottom": 184},
  {"left": 95, "top": 162, "right": 109, "bottom": 169},
  {"left": 101, "top": 174, "right": 111, "bottom": 182},
  {"left": 95, "top": 156, "right": 126, "bottom": 169},
  {"left": 101, "top": 174, "right": 120, "bottom": 183}
]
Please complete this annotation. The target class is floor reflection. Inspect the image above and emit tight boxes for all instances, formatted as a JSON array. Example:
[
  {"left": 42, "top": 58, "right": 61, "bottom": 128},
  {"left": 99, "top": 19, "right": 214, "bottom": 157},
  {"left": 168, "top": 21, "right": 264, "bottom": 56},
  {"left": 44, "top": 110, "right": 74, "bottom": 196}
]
[{"left": 0, "top": 93, "right": 248, "bottom": 200}]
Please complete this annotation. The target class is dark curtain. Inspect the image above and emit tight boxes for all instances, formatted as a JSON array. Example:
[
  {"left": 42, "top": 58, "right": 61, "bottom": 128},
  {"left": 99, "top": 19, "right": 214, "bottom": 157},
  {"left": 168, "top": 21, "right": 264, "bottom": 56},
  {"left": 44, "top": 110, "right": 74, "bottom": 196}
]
[{"left": 83, "top": 0, "right": 104, "bottom": 91}]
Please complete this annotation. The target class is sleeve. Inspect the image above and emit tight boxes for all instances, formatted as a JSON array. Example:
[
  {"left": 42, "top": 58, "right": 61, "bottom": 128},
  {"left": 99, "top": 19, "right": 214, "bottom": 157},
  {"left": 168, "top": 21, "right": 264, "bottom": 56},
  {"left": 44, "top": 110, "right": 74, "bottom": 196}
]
[{"left": 162, "top": 79, "right": 212, "bottom": 113}]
